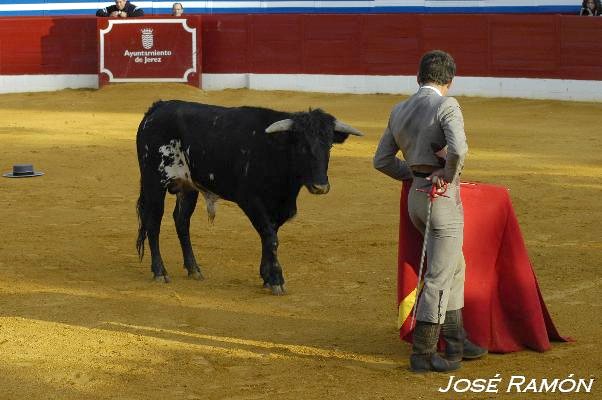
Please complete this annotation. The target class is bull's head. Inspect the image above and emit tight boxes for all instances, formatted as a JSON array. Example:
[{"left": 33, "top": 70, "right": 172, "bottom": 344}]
[{"left": 265, "top": 109, "right": 362, "bottom": 195}]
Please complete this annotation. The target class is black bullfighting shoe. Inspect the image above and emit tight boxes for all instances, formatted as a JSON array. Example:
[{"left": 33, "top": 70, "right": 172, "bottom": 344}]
[
  {"left": 442, "top": 309, "right": 488, "bottom": 361},
  {"left": 410, "top": 321, "right": 460, "bottom": 373}
]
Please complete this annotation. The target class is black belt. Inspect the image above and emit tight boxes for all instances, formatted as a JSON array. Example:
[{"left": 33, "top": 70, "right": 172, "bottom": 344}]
[{"left": 413, "top": 171, "right": 431, "bottom": 178}]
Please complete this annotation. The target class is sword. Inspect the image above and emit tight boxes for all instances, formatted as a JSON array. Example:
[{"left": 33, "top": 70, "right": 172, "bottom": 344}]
[{"left": 410, "top": 178, "right": 449, "bottom": 329}]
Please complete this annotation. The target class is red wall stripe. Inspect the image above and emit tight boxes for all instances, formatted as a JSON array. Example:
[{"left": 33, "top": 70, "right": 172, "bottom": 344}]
[{"left": 0, "top": 14, "right": 600, "bottom": 80}]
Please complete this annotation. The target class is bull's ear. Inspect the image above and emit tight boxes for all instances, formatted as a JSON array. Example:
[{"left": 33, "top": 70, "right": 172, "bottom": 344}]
[
  {"left": 265, "top": 119, "right": 294, "bottom": 134},
  {"left": 333, "top": 120, "right": 363, "bottom": 143}
]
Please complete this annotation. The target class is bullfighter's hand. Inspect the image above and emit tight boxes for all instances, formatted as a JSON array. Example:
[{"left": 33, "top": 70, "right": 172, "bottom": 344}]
[
  {"left": 426, "top": 169, "right": 448, "bottom": 197},
  {"left": 109, "top": 11, "right": 120, "bottom": 17}
]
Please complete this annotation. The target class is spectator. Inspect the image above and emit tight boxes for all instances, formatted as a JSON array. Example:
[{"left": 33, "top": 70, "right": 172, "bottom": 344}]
[
  {"left": 96, "top": 0, "right": 144, "bottom": 17},
  {"left": 580, "top": 0, "right": 600, "bottom": 15},
  {"left": 172, "top": 2, "right": 184, "bottom": 17}
]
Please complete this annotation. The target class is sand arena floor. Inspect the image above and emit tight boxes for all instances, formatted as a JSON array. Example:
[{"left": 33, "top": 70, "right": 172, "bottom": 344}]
[{"left": 0, "top": 84, "right": 600, "bottom": 399}]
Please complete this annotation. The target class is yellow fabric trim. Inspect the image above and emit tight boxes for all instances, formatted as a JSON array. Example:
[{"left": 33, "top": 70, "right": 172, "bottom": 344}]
[{"left": 397, "top": 282, "right": 423, "bottom": 329}]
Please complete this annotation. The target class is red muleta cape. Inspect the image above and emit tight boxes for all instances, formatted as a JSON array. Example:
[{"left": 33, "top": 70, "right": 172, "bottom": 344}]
[{"left": 397, "top": 181, "right": 567, "bottom": 353}]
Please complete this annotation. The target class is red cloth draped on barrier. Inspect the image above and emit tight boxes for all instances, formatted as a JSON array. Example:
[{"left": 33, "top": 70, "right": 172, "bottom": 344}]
[{"left": 397, "top": 181, "right": 567, "bottom": 353}]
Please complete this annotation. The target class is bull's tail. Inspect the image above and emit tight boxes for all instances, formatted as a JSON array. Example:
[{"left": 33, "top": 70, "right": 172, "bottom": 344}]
[
  {"left": 136, "top": 101, "right": 167, "bottom": 261},
  {"left": 136, "top": 177, "right": 147, "bottom": 261}
]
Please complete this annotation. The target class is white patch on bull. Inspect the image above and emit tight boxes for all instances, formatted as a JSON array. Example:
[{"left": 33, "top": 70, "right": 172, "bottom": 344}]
[
  {"left": 158, "top": 141, "right": 220, "bottom": 223},
  {"left": 158, "top": 139, "right": 193, "bottom": 188}
]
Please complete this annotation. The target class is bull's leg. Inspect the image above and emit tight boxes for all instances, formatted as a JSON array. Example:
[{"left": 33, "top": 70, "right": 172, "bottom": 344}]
[
  {"left": 259, "top": 229, "right": 285, "bottom": 295},
  {"left": 144, "top": 185, "right": 170, "bottom": 283},
  {"left": 240, "top": 201, "right": 285, "bottom": 295},
  {"left": 173, "top": 190, "right": 204, "bottom": 280}
]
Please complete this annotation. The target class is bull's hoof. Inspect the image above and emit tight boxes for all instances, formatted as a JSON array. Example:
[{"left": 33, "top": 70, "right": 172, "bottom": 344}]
[
  {"left": 188, "top": 270, "right": 205, "bottom": 281},
  {"left": 153, "top": 275, "right": 170, "bottom": 283},
  {"left": 265, "top": 283, "right": 286, "bottom": 296}
]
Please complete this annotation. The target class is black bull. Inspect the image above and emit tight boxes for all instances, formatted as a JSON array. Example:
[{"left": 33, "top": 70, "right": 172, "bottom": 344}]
[{"left": 135, "top": 100, "right": 362, "bottom": 295}]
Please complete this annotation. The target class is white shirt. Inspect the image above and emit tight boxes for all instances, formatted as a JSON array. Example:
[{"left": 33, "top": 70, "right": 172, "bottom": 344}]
[{"left": 421, "top": 85, "right": 443, "bottom": 97}]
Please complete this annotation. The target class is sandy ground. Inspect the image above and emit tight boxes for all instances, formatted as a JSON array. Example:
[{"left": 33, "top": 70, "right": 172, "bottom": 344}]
[{"left": 0, "top": 84, "right": 600, "bottom": 399}]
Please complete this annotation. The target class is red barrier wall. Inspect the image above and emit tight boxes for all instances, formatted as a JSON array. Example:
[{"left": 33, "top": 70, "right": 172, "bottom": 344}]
[
  {"left": 1, "top": 14, "right": 601, "bottom": 80},
  {"left": 0, "top": 16, "right": 97, "bottom": 74},
  {"left": 201, "top": 14, "right": 602, "bottom": 80}
]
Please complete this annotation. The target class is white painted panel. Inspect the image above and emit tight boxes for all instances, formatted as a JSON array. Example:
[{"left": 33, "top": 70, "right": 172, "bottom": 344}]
[
  {"left": 203, "top": 73, "right": 602, "bottom": 102},
  {"left": 1, "top": 73, "right": 601, "bottom": 102},
  {"left": 0, "top": 75, "right": 98, "bottom": 94}
]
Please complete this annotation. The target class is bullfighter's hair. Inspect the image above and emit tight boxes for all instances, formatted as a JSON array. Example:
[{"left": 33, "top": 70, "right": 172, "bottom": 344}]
[{"left": 417, "top": 50, "right": 456, "bottom": 86}]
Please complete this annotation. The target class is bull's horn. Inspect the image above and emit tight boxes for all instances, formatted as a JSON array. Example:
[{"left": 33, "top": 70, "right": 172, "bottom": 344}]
[
  {"left": 265, "top": 119, "right": 294, "bottom": 133},
  {"left": 334, "top": 120, "right": 363, "bottom": 136}
]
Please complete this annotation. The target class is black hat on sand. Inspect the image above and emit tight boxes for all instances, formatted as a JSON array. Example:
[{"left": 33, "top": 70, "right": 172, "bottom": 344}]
[{"left": 3, "top": 164, "right": 44, "bottom": 178}]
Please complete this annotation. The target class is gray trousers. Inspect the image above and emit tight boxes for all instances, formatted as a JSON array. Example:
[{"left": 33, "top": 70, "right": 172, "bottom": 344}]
[{"left": 408, "top": 177, "right": 465, "bottom": 324}]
